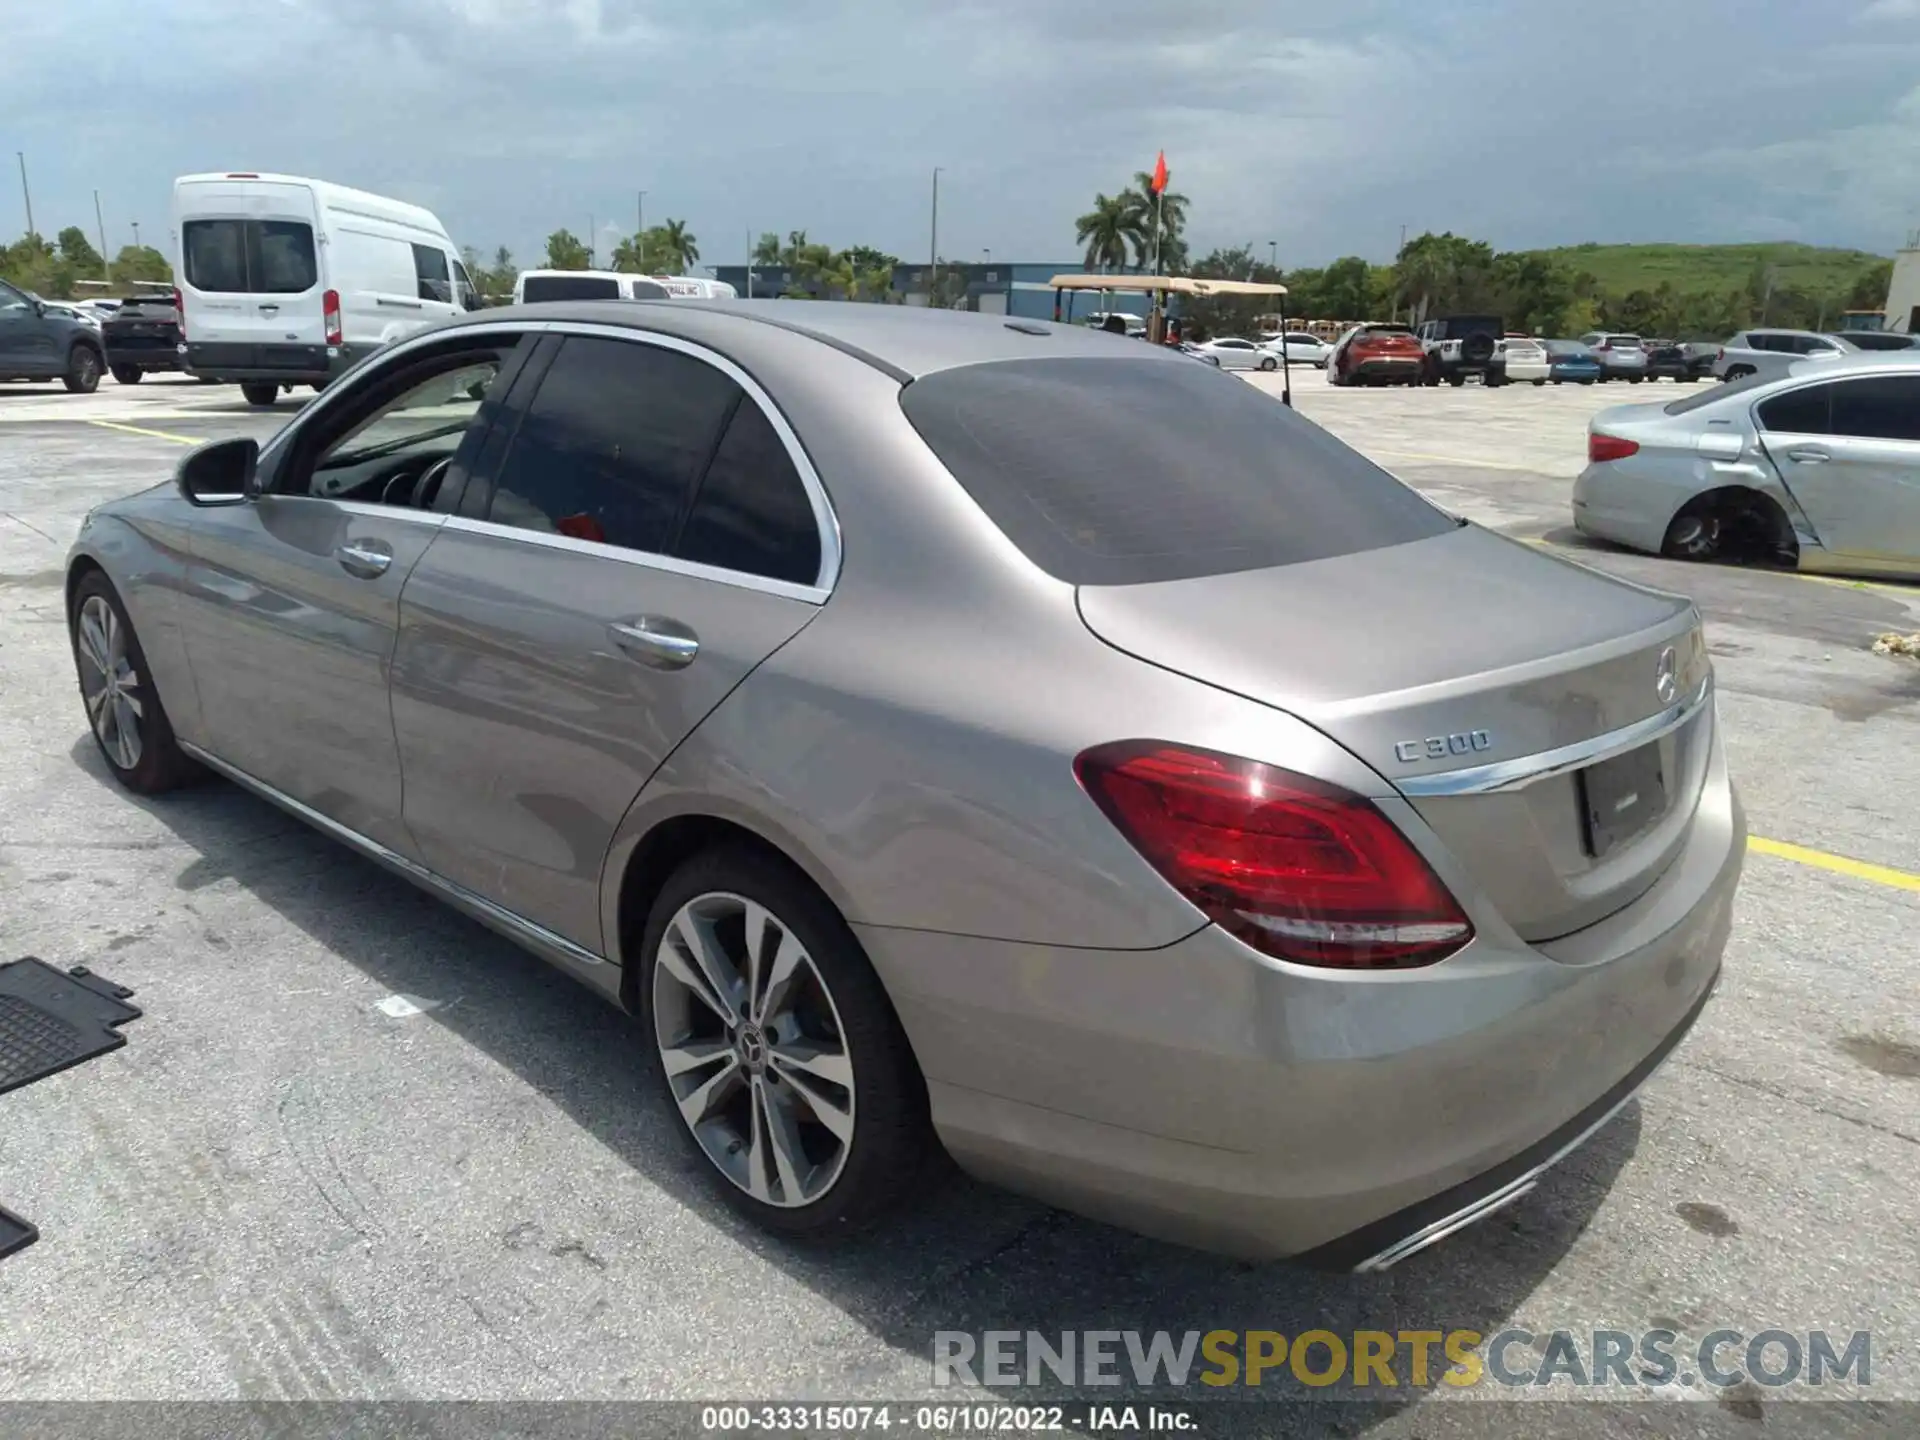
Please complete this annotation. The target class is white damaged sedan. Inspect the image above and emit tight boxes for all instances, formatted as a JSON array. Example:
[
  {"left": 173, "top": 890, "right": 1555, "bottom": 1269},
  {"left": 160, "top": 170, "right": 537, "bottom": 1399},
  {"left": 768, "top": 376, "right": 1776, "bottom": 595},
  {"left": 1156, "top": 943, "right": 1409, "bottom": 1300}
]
[{"left": 1573, "top": 355, "right": 1920, "bottom": 579}]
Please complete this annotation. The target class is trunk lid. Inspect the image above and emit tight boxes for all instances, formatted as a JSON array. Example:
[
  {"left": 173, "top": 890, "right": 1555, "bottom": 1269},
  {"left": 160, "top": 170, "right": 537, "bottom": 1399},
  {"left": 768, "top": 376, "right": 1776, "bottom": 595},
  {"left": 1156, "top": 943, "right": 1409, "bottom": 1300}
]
[{"left": 1077, "top": 524, "right": 1714, "bottom": 942}]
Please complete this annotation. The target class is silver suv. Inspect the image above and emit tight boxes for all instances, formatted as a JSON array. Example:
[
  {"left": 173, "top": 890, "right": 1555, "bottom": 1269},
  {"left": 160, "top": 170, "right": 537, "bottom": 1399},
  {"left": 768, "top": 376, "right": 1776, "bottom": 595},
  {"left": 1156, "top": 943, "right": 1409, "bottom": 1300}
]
[{"left": 1578, "top": 332, "right": 1649, "bottom": 382}]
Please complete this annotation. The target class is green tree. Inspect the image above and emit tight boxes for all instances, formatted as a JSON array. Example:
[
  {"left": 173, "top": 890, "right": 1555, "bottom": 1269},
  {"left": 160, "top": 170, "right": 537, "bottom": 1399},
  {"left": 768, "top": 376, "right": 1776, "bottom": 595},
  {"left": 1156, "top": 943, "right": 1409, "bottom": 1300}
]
[
  {"left": 57, "top": 226, "right": 105, "bottom": 277},
  {"left": 1181, "top": 246, "right": 1283, "bottom": 338},
  {"left": 752, "top": 232, "right": 783, "bottom": 266},
  {"left": 109, "top": 244, "right": 171, "bottom": 285},
  {"left": 1074, "top": 194, "right": 1140, "bottom": 273},
  {"left": 1847, "top": 260, "right": 1893, "bottom": 313},
  {"left": 543, "top": 229, "right": 591, "bottom": 270},
  {"left": 1122, "top": 170, "right": 1189, "bottom": 273},
  {"left": 1318, "top": 256, "right": 1375, "bottom": 320},
  {"left": 656, "top": 218, "right": 698, "bottom": 272}
]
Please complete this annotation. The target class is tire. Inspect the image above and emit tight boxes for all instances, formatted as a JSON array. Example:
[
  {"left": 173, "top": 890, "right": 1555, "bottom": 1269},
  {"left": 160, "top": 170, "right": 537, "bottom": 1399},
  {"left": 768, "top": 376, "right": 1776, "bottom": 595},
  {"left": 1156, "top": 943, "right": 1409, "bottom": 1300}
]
[
  {"left": 62, "top": 344, "right": 103, "bottom": 394},
  {"left": 1448, "top": 374, "right": 1466, "bottom": 388},
  {"left": 1724, "top": 366, "right": 1754, "bottom": 381},
  {"left": 240, "top": 381, "right": 280, "bottom": 407},
  {"left": 110, "top": 364, "right": 144, "bottom": 386},
  {"left": 1259, "top": 356, "right": 1277, "bottom": 371},
  {"left": 1629, "top": 376, "right": 1644, "bottom": 384},
  {"left": 1533, "top": 379, "right": 1547, "bottom": 387},
  {"left": 68, "top": 571, "right": 203, "bottom": 795},
  {"left": 641, "top": 845, "right": 932, "bottom": 1238},
  {"left": 1553, "top": 378, "right": 1564, "bottom": 385}
]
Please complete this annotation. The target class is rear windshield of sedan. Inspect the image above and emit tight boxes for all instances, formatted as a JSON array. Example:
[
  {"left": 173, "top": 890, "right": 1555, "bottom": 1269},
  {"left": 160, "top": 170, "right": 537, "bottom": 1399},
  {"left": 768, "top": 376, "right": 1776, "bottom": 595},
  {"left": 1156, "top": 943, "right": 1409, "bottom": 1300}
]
[
  {"left": 521, "top": 275, "right": 622, "bottom": 302},
  {"left": 1664, "top": 372, "right": 1771, "bottom": 414},
  {"left": 898, "top": 356, "right": 1457, "bottom": 586}
]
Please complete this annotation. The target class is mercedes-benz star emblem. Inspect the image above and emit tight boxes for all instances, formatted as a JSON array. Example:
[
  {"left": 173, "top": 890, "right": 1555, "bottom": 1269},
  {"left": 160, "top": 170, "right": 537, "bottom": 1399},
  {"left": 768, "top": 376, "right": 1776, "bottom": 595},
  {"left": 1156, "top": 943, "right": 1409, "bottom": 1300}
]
[{"left": 1655, "top": 646, "right": 1679, "bottom": 705}]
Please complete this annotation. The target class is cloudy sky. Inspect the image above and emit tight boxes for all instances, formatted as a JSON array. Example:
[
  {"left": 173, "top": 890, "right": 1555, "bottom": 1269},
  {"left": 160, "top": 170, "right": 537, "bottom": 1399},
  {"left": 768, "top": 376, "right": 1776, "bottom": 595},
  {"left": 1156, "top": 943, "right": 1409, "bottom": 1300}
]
[{"left": 5, "top": 0, "right": 1918, "bottom": 272}]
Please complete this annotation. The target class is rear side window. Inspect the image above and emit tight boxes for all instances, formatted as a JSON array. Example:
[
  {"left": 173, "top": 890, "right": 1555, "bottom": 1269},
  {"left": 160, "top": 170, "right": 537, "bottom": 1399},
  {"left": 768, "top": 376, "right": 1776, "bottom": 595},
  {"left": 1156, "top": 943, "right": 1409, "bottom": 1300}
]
[
  {"left": 675, "top": 399, "right": 823, "bottom": 585},
  {"left": 486, "top": 336, "right": 738, "bottom": 553},
  {"left": 1757, "top": 383, "right": 1831, "bottom": 434},
  {"left": 412, "top": 244, "right": 452, "bottom": 304},
  {"left": 898, "top": 356, "right": 1456, "bottom": 586},
  {"left": 1831, "top": 376, "right": 1920, "bottom": 442},
  {"left": 520, "top": 274, "right": 621, "bottom": 302},
  {"left": 183, "top": 219, "right": 317, "bottom": 294}
]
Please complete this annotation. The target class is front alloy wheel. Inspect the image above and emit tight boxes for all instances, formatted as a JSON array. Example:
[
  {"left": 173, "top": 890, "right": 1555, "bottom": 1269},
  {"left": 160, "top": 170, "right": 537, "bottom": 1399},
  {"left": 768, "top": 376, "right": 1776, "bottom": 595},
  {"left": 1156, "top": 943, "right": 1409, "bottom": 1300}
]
[
  {"left": 654, "top": 890, "right": 857, "bottom": 1208},
  {"left": 75, "top": 594, "right": 144, "bottom": 771}
]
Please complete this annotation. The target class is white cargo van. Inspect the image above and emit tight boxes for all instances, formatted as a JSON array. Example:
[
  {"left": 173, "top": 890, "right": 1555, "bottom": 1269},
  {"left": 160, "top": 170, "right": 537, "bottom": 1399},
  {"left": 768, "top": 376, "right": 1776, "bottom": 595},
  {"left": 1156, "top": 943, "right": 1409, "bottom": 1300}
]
[
  {"left": 172, "top": 172, "right": 478, "bottom": 406},
  {"left": 512, "top": 270, "right": 738, "bottom": 303}
]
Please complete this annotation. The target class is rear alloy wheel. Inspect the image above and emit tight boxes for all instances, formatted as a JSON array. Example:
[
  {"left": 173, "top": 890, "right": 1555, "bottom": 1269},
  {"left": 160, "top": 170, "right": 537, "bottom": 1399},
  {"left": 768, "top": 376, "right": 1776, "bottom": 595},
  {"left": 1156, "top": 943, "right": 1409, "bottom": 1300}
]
[
  {"left": 1259, "top": 355, "right": 1278, "bottom": 371},
  {"left": 110, "top": 364, "right": 144, "bottom": 385},
  {"left": 240, "top": 381, "right": 280, "bottom": 407},
  {"left": 62, "top": 345, "right": 102, "bottom": 394},
  {"left": 643, "top": 848, "right": 930, "bottom": 1236},
  {"left": 69, "top": 573, "right": 201, "bottom": 794}
]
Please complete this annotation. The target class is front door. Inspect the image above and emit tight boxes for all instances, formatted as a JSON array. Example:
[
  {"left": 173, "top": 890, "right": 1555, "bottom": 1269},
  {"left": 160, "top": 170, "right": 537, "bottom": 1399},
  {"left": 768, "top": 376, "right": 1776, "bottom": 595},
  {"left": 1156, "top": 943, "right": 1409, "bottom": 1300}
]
[
  {"left": 0, "top": 281, "right": 53, "bottom": 374},
  {"left": 390, "top": 331, "right": 831, "bottom": 953},
  {"left": 1758, "top": 373, "right": 1920, "bottom": 570},
  {"left": 176, "top": 337, "right": 526, "bottom": 854}
]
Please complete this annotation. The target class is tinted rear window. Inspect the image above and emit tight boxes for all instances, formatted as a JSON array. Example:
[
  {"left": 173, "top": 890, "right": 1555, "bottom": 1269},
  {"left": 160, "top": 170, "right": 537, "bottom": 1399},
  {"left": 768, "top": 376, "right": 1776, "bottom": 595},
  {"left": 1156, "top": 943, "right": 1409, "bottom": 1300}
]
[
  {"left": 1664, "top": 373, "right": 1769, "bottom": 414},
  {"left": 1840, "top": 333, "right": 1915, "bottom": 351},
  {"left": 183, "top": 219, "right": 316, "bottom": 294},
  {"left": 521, "top": 275, "right": 622, "bottom": 302},
  {"left": 898, "top": 357, "right": 1457, "bottom": 586}
]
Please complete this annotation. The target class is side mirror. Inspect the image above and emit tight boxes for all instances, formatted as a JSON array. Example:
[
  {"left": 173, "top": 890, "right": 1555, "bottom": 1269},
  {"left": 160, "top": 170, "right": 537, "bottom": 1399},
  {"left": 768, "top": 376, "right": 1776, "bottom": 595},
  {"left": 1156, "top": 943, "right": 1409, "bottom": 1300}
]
[{"left": 176, "top": 437, "right": 260, "bottom": 507}]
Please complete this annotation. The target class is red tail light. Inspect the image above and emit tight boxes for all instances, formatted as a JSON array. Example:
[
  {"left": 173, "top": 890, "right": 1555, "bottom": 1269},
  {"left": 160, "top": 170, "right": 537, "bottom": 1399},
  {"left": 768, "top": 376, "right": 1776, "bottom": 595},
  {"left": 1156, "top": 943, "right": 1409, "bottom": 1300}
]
[
  {"left": 1074, "top": 742, "right": 1473, "bottom": 969},
  {"left": 323, "top": 289, "right": 342, "bottom": 346},
  {"left": 1589, "top": 433, "right": 1639, "bottom": 462},
  {"left": 173, "top": 287, "right": 185, "bottom": 340}
]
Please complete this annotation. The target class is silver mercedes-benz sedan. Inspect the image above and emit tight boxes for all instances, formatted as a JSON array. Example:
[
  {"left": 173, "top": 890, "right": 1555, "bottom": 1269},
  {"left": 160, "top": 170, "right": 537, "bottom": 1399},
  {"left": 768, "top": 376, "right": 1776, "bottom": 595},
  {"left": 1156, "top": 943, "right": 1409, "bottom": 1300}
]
[
  {"left": 1574, "top": 354, "right": 1920, "bottom": 579},
  {"left": 66, "top": 301, "right": 1742, "bottom": 1266}
]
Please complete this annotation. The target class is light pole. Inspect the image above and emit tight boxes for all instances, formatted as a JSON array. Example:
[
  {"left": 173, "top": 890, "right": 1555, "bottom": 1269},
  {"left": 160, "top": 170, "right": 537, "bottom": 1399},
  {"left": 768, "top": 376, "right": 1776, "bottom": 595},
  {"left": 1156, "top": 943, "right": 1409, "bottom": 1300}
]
[
  {"left": 131, "top": 220, "right": 141, "bottom": 250},
  {"left": 16, "top": 152, "right": 32, "bottom": 237},
  {"left": 930, "top": 167, "right": 943, "bottom": 304},
  {"left": 95, "top": 191, "right": 112, "bottom": 280},
  {"left": 1268, "top": 240, "right": 1276, "bottom": 275},
  {"left": 746, "top": 227, "right": 753, "bottom": 298}
]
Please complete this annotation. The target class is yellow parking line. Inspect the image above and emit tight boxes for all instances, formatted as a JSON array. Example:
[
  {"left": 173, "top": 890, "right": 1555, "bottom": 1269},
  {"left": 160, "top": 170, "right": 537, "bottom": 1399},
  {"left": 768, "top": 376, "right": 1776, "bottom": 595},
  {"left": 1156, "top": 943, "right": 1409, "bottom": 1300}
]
[
  {"left": 86, "top": 419, "right": 201, "bottom": 446},
  {"left": 1748, "top": 837, "right": 1920, "bottom": 894}
]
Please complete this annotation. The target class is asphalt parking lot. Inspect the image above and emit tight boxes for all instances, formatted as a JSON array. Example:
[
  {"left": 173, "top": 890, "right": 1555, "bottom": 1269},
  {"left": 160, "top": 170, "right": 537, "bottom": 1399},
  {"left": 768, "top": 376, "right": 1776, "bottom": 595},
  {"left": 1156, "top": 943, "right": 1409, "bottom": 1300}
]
[{"left": 2, "top": 370, "right": 1918, "bottom": 1433}]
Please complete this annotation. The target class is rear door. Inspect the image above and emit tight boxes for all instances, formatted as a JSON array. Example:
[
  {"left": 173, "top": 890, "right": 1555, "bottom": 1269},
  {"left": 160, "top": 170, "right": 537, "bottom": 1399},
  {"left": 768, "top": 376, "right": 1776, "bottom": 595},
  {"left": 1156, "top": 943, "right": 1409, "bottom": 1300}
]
[
  {"left": 1757, "top": 373, "right": 1920, "bottom": 568},
  {"left": 389, "top": 330, "right": 831, "bottom": 952},
  {"left": 178, "top": 181, "right": 324, "bottom": 349}
]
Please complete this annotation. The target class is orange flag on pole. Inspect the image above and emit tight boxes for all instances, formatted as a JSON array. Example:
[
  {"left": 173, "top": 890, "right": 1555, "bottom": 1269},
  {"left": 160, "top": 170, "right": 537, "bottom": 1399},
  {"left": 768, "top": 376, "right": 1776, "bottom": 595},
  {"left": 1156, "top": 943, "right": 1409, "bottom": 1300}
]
[{"left": 1151, "top": 151, "right": 1169, "bottom": 195}]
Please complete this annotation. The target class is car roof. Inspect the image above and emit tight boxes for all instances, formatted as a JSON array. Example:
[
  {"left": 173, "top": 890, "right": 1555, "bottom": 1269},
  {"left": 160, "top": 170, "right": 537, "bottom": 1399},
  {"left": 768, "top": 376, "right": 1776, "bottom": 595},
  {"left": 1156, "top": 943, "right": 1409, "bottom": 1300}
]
[{"left": 436, "top": 298, "right": 1180, "bottom": 381}]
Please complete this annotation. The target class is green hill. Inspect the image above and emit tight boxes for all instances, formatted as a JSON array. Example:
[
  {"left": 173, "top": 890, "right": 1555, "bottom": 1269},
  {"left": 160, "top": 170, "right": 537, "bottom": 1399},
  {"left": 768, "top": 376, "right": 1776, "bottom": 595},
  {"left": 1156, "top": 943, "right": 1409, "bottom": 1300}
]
[{"left": 1518, "top": 241, "right": 1890, "bottom": 301}]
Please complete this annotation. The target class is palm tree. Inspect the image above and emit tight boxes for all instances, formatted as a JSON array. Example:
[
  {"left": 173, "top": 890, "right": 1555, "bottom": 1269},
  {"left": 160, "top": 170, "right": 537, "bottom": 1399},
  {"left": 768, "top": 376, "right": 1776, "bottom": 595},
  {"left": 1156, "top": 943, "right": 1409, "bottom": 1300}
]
[
  {"left": 1074, "top": 194, "right": 1140, "bottom": 273},
  {"left": 658, "top": 218, "right": 698, "bottom": 271},
  {"left": 1123, "top": 171, "right": 1189, "bottom": 273},
  {"left": 752, "top": 232, "right": 782, "bottom": 266}
]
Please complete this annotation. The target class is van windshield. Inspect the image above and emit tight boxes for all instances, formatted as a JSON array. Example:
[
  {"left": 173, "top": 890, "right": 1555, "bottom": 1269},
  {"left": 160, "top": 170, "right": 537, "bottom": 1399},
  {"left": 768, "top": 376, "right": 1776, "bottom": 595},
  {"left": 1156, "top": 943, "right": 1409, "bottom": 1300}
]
[
  {"left": 182, "top": 219, "right": 316, "bottom": 294},
  {"left": 521, "top": 275, "right": 622, "bottom": 302}
]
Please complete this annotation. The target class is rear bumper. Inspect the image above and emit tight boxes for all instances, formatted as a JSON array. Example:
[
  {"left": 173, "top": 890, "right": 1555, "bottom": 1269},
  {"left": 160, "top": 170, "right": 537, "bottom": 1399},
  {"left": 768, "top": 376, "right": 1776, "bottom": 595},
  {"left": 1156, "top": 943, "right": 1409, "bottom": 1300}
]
[
  {"left": 1572, "top": 461, "right": 1681, "bottom": 553},
  {"left": 1349, "top": 356, "right": 1422, "bottom": 377},
  {"left": 104, "top": 343, "right": 183, "bottom": 372},
  {"left": 182, "top": 341, "right": 358, "bottom": 385},
  {"left": 861, "top": 737, "right": 1743, "bottom": 1263}
]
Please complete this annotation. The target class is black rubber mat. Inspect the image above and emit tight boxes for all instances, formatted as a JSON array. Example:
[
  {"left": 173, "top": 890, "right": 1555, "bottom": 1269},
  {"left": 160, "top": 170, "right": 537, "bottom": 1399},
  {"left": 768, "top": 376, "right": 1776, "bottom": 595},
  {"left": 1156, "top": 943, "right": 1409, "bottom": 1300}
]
[
  {"left": 0, "top": 958, "right": 141, "bottom": 1098},
  {"left": 0, "top": 1203, "right": 36, "bottom": 1259}
]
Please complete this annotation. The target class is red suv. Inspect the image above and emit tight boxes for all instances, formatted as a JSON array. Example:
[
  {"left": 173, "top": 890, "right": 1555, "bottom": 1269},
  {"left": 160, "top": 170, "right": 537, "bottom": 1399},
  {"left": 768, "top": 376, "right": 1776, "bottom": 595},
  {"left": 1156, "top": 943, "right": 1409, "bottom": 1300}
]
[{"left": 1327, "top": 324, "right": 1425, "bottom": 387}]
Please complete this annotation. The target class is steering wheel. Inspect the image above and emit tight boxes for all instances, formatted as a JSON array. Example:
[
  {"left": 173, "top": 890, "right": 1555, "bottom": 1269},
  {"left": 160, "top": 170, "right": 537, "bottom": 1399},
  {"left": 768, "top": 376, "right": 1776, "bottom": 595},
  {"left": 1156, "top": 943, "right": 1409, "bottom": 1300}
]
[
  {"left": 382, "top": 456, "right": 453, "bottom": 510},
  {"left": 414, "top": 456, "right": 456, "bottom": 510}
]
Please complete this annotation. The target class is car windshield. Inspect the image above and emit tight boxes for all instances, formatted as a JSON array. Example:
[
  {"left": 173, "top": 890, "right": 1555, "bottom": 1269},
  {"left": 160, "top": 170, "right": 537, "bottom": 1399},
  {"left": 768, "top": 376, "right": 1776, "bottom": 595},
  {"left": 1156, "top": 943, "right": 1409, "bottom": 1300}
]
[{"left": 899, "top": 356, "right": 1458, "bottom": 586}]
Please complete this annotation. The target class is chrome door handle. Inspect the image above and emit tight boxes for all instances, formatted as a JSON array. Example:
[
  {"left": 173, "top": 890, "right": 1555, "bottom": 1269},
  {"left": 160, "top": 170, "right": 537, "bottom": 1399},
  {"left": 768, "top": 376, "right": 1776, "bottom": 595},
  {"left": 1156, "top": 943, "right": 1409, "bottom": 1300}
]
[
  {"left": 1786, "top": 448, "right": 1831, "bottom": 464},
  {"left": 336, "top": 541, "right": 392, "bottom": 577},
  {"left": 609, "top": 618, "right": 699, "bottom": 670}
]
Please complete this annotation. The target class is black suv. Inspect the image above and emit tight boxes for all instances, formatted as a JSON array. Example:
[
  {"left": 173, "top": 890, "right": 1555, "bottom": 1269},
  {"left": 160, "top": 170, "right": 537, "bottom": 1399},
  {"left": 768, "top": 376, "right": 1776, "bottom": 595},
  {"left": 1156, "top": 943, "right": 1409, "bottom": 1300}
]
[
  {"left": 0, "top": 278, "right": 106, "bottom": 393},
  {"left": 102, "top": 295, "right": 184, "bottom": 383},
  {"left": 1417, "top": 314, "right": 1506, "bottom": 386}
]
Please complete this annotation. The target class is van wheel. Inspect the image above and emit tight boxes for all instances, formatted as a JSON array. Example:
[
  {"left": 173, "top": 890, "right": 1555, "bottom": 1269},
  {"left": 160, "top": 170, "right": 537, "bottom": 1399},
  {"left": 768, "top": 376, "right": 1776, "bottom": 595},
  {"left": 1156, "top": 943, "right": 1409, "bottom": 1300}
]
[
  {"left": 63, "top": 345, "right": 103, "bottom": 394},
  {"left": 111, "top": 365, "right": 144, "bottom": 386},
  {"left": 240, "top": 382, "right": 280, "bottom": 407}
]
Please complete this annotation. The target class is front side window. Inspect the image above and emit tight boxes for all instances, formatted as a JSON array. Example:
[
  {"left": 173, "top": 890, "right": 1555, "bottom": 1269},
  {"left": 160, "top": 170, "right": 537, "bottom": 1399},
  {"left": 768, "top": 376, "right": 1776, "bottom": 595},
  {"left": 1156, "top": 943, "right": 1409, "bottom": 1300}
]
[
  {"left": 287, "top": 348, "right": 511, "bottom": 505},
  {"left": 485, "top": 336, "right": 738, "bottom": 552},
  {"left": 412, "top": 244, "right": 453, "bottom": 304},
  {"left": 1831, "top": 376, "right": 1920, "bottom": 442}
]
